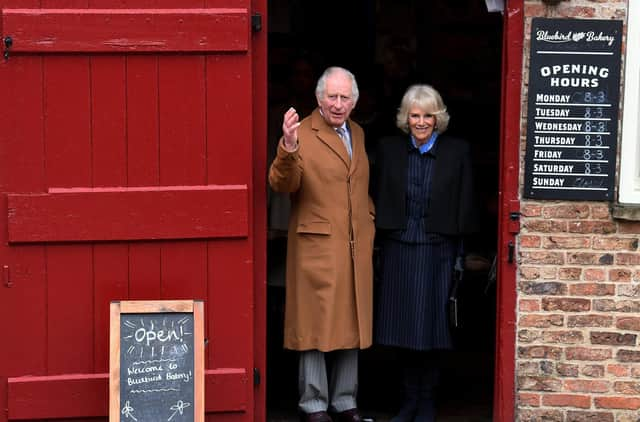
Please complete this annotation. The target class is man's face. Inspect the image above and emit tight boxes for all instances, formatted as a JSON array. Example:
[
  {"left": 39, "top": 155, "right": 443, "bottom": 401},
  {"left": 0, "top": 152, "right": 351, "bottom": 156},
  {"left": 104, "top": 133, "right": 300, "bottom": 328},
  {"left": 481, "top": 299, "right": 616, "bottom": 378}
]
[{"left": 317, "top": 72, "right": 356, "bottom": 128}]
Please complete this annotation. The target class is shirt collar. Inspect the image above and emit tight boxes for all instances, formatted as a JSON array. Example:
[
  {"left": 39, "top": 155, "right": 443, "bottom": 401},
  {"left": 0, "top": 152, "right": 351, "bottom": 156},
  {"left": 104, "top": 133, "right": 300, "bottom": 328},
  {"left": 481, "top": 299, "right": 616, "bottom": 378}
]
[{"left": 409, "top": 132, "right": 439, "bottom": 155}]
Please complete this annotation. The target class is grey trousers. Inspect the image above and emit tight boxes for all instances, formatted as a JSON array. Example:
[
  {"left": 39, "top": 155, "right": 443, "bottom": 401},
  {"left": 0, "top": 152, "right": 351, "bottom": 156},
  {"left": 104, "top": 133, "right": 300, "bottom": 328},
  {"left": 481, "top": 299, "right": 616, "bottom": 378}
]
[{"left": 298, "top": 349, "right": 359, "bottom": 413}]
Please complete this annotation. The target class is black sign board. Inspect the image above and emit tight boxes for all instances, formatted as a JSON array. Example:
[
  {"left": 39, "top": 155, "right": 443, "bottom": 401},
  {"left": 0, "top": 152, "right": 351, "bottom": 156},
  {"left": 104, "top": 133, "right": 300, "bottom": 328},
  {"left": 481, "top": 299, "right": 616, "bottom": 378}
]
[
  {"left": 110, "top": 301, "right": 204, "bottom": 422},
  {"left": 524, "top": 18, "right": 622, "bottom": 200}
]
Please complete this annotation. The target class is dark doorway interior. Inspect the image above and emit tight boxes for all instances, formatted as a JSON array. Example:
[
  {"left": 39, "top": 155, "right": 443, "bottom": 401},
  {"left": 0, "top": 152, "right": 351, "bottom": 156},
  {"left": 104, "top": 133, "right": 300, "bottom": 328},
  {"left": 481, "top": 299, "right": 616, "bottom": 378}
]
[{"left": 266, "top": 1, "right": 502, "bottom": 420}]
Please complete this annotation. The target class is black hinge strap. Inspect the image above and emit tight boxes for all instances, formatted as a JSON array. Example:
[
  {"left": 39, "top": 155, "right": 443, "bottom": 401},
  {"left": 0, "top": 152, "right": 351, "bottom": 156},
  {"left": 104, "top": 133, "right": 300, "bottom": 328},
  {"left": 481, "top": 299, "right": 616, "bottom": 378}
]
[{"left": 251, "top": 13, "right": 262, "bottom": 32}]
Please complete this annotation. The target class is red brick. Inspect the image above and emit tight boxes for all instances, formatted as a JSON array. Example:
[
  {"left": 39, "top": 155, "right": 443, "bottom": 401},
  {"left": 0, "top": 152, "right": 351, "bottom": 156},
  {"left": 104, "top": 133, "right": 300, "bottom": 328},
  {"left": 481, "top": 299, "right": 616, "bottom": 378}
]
[
  {"left": 559, "top": 267, "right": 582, "bottom": 280},
  {"left": 556, "top": 363, "right": 579, "bottom": 377},
  {"left": 583, "top": 268, "right": 606, "bottom": 281},
  {"left": 520, "top": 266, "right": 541, "bottom": 280},
  {"left": 606, "top": 364, "right": 629, "bottom": 377},
  {"left": 593, "top": 237, "right": 638, "bottom": 251},
  {"left": 610, "top": 268, "right": 632, "bottom": 282},
  {"left": 613, "top": 381, "right": 640, "bottom": 394},
  {"left": 542, "top": 330, "right": 583, "bottom": 344},
  {"left": 568, "top": 221, "right": 616, "bottom": 234},
  {"left": 564, "top": 379, "right": 610, "bottom": 393},
  {"left": 521, "top": 251, "right": 565, "bottom": 265},
  {"left": 567, "top": 314, "right": 613, "bottom": 328},
  {"left": 524, "top": 219, "right": 568, "bottom": 233},
  {"left": 581, "top": 365, "right": 604, "bottom": 378},
  {"left": 520, "top": 314, "right": 564, "bottom": 328},
  {"left": 542, "top": 204, "right": 590, "bottom": 219},
  {"left": 518, "top": 329, "right": 540, "bottom": 343},
  {"left": 594, "top": 299, "right": 640, "bottom": 313},
  {"left": 517, "top": 408, "right": 562, "bottom": 422},
  {"left": 518, "top": 361, "right": 543, "bottom": 376},
  {"left": 569, "top": 283, "right": 615, "bottom": 296},
  {"left": 543, "top": 236, "right": 590, "bottom": 249},
  {"left": 618, "top": 221, "right": 640, "bottom": 234},
  {"left": 615, "top": 253, "right": 640, "bottom": 265},
  {"left": 518, "top": 392, "right": 540, "bottom": 407},
  {"left": 566, "top": 411, "right": 614, "bottom": 422},
  {"left": 594, "top": 396, "right": 640, "bottom": 410},
  {"left": 567, "top": 252, "right": 613, "bottom": 265},
  {"left": 562, "top": 6, "right": 597, "bottom": 18},
  {"left": 521, "top": 203, "right": 542, "bottom": 217},
  {"left": 565, "top": 347, "right": 612, "bottom": 361},
  {"left": 618, "top": 284, "right": 640, "bottom": 297},
  {"left": 518, "top": 345, "right": 563, "bottom": 360},
  {"left": 616, "top": 317, "right": 640, "bottom": 331},
  {"left": 542, "top": 393, "right": 590, "bottom": 408},
  {"left": 518, "top": 376, "right": 563, "bottom": 392},
  {"left": 520, "top": 299, "right": 540, "bottom": 312},
  {"left": 542, "top": 298, "right": 590, "bottom": 312},
  {"left": 617, "top": 349, "right": 640, "bottom": 363},
  {"left": 521, "top": 235, "right": 541, "bottom": 248},
  {"left": 590, "top": 331, "right": 636, "bottom": 346},
  {"left": 521, "top": 281, "right": 567, "bottom": 295},
  {"left": 590, "top": 204, "right": 611, "bottom": 220},
  {"left": 631, "top": 366, "right": 640, "bottom": 377}
]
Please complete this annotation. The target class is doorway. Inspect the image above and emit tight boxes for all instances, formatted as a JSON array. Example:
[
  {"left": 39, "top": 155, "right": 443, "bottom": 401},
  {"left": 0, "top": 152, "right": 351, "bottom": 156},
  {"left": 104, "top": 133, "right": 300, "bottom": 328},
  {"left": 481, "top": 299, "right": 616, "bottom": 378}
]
[{"left": 265, "top": 1, "right": 502, "bottom": 420}]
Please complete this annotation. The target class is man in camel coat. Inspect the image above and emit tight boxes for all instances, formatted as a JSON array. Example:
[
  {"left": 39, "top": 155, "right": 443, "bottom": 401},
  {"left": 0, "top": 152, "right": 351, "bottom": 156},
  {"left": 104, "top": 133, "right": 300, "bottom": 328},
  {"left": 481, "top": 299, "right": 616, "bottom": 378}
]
[{"left": 269, "top": 66, "right": 375, "bottom": 422}]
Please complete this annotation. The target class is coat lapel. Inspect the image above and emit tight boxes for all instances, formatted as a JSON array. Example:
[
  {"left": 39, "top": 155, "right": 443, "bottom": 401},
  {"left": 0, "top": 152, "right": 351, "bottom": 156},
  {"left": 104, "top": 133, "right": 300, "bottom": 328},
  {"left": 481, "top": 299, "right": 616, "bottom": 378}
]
[
  {"left": 347, "top": 119, "right": 361, "bottom": 176},
  {"left": 311, "top": 109, "right": 351, "bottom": 168}
]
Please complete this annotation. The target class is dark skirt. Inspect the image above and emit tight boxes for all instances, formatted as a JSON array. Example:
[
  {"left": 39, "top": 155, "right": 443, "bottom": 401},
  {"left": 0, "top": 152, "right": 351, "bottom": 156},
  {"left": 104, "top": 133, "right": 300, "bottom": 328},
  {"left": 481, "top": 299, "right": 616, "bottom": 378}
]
[{"left": 374, "top": 236, "right": 456, "bottom": 351}]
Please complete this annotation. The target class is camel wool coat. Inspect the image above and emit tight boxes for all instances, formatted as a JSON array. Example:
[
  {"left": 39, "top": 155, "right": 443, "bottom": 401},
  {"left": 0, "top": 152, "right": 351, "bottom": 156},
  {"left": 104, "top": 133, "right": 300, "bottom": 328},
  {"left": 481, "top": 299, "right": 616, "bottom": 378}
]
[{"left": 269, "top": 108, "right": 375, "bottom": 352}]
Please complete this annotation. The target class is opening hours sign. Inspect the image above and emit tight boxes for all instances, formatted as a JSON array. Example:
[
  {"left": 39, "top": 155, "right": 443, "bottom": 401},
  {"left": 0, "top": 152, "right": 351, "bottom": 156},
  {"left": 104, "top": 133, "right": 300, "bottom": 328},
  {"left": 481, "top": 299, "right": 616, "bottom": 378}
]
[{"left": 524, "top": 17, "right": 623, "bottom": 200}]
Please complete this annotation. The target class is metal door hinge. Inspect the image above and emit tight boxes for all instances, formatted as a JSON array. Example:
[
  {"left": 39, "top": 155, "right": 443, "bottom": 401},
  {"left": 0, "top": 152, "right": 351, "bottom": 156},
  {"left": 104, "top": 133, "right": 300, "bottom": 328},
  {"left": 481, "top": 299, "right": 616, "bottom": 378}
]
[
  {"left": 3, "top": 36, "right": 12, "bottom": 60},
  {"left": 508, "top": 199, "right": 520, "bottom": 234},
  {"left": 3, "top": 265, "right": 11, "bottom": 287},
  {"left": 251, "top": 13, "right": 262, "bottom": 32},
  {"left": 253, "top": 368, "right": 261, "bottom": 386}
]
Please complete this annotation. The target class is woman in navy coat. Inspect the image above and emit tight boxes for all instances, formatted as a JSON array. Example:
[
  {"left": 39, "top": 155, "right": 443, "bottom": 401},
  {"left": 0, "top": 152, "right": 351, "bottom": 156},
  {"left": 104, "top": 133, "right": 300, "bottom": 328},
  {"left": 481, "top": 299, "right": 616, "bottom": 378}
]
[{"left": 371, "top": 85, "right": 478, "bottom": 422}]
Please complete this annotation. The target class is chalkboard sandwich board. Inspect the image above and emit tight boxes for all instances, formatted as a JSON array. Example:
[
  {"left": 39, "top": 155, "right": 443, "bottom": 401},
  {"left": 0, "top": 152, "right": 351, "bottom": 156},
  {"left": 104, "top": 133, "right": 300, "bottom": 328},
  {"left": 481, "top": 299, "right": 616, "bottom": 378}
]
[{"left": 110, "top": 300, "right": 204, "bottom": 422}]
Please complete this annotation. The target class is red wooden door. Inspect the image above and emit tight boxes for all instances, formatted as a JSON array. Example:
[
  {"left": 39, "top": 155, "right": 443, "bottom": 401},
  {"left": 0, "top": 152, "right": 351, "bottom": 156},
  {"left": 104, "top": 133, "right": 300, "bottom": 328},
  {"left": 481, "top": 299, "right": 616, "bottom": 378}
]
[{"left": 0, "top": 0, "right": 266, "bottom": 421}]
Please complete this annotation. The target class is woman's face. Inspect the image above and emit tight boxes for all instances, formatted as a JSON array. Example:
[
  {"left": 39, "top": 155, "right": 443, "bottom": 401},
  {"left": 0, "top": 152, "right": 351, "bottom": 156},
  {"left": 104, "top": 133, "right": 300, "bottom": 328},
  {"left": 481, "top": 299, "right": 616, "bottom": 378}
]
[{"left": 408, "top": 106, "right": 436, "bottom": 145}]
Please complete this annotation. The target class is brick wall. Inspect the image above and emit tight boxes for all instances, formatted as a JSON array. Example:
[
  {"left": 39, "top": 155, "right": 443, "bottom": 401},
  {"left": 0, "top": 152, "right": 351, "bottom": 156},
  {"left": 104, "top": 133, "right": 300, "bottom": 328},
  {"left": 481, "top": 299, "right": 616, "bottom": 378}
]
[{"left": 517, "top": 1, "right": 637, "bottom": 421}]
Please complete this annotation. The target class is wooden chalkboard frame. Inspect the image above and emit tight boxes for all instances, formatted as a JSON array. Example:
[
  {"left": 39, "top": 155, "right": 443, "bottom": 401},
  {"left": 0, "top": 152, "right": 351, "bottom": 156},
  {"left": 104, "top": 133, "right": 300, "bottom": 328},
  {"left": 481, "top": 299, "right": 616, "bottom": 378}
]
[{"left": 109, "top": 300, "right": 204, "bottom": 422}]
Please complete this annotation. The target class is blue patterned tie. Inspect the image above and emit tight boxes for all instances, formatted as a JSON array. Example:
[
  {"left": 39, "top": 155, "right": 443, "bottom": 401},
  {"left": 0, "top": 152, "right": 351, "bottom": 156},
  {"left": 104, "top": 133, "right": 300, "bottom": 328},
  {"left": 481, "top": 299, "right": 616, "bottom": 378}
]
[{"left": 336, "top": 127, "right": 352, "bottom": 158}]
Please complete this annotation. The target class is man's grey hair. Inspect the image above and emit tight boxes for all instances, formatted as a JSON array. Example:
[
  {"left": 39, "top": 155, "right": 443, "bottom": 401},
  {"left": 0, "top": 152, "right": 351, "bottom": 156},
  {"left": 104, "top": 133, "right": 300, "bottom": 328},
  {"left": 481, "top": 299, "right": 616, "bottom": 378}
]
[{"left": 315, "top": 67, "right": 359, "bottom": 103}]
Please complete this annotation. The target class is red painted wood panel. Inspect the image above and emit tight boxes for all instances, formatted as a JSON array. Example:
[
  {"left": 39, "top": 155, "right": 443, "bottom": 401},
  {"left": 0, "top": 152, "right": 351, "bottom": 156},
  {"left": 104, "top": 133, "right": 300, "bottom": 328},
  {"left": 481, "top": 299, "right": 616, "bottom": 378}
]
[
  {"left": 126, "top": 53, "right": 164, "bottom": 300},
  {"left": 47, "top": 245, "right": 95, "bottom": 374},
  {"left": 208, "top": 240, "right": 252, "bottom": 368},
  {"left": 1, "top": 8, "right": 249, "bottom": 53},
  {"left": 8, "top": 185, "right": 249, "bottom": 242},
  {"left": 93, "top": 245, "right": 129, "bottom": 373},
  {"left": 161, "top": 242, "right": 209, "bottom": 299},
  {"left": 7, "top": 369, "right": 248, "bottom": 420},
  {"left": 158, "top": 56, "right": 207, "bottom": 186},
  {"left": 89, "top": 34, "right": 131, "bottom": 375},
  {"left": 156, "top": 50, "right": 210, "bottom": 358},
  {"left": 44, "top": 56, "right": 92, "bottom": 188},
  {"left": 206, "top": 54, "right": 252, "bottom": 184},
  {"left": 0, "top": 2, "right": 46, "bottom": 422}
]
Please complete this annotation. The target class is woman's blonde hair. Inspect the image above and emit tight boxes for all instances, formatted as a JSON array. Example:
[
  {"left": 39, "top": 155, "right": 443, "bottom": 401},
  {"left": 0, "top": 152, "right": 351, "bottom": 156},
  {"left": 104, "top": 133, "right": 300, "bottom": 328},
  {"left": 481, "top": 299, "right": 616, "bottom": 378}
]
[{"left": 396, "top": 84, "right": 449, "bottom": 134}]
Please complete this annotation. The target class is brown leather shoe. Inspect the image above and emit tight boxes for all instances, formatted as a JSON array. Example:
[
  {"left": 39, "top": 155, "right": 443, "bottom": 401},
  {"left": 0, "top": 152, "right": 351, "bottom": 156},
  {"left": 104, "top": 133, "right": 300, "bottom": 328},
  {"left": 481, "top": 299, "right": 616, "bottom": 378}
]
[
  {"left": 333, "top": 408, "right": 364, "bottom": 422},
  {"left": 300, "top": 411, "right": 333, "bottom": 422}
]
